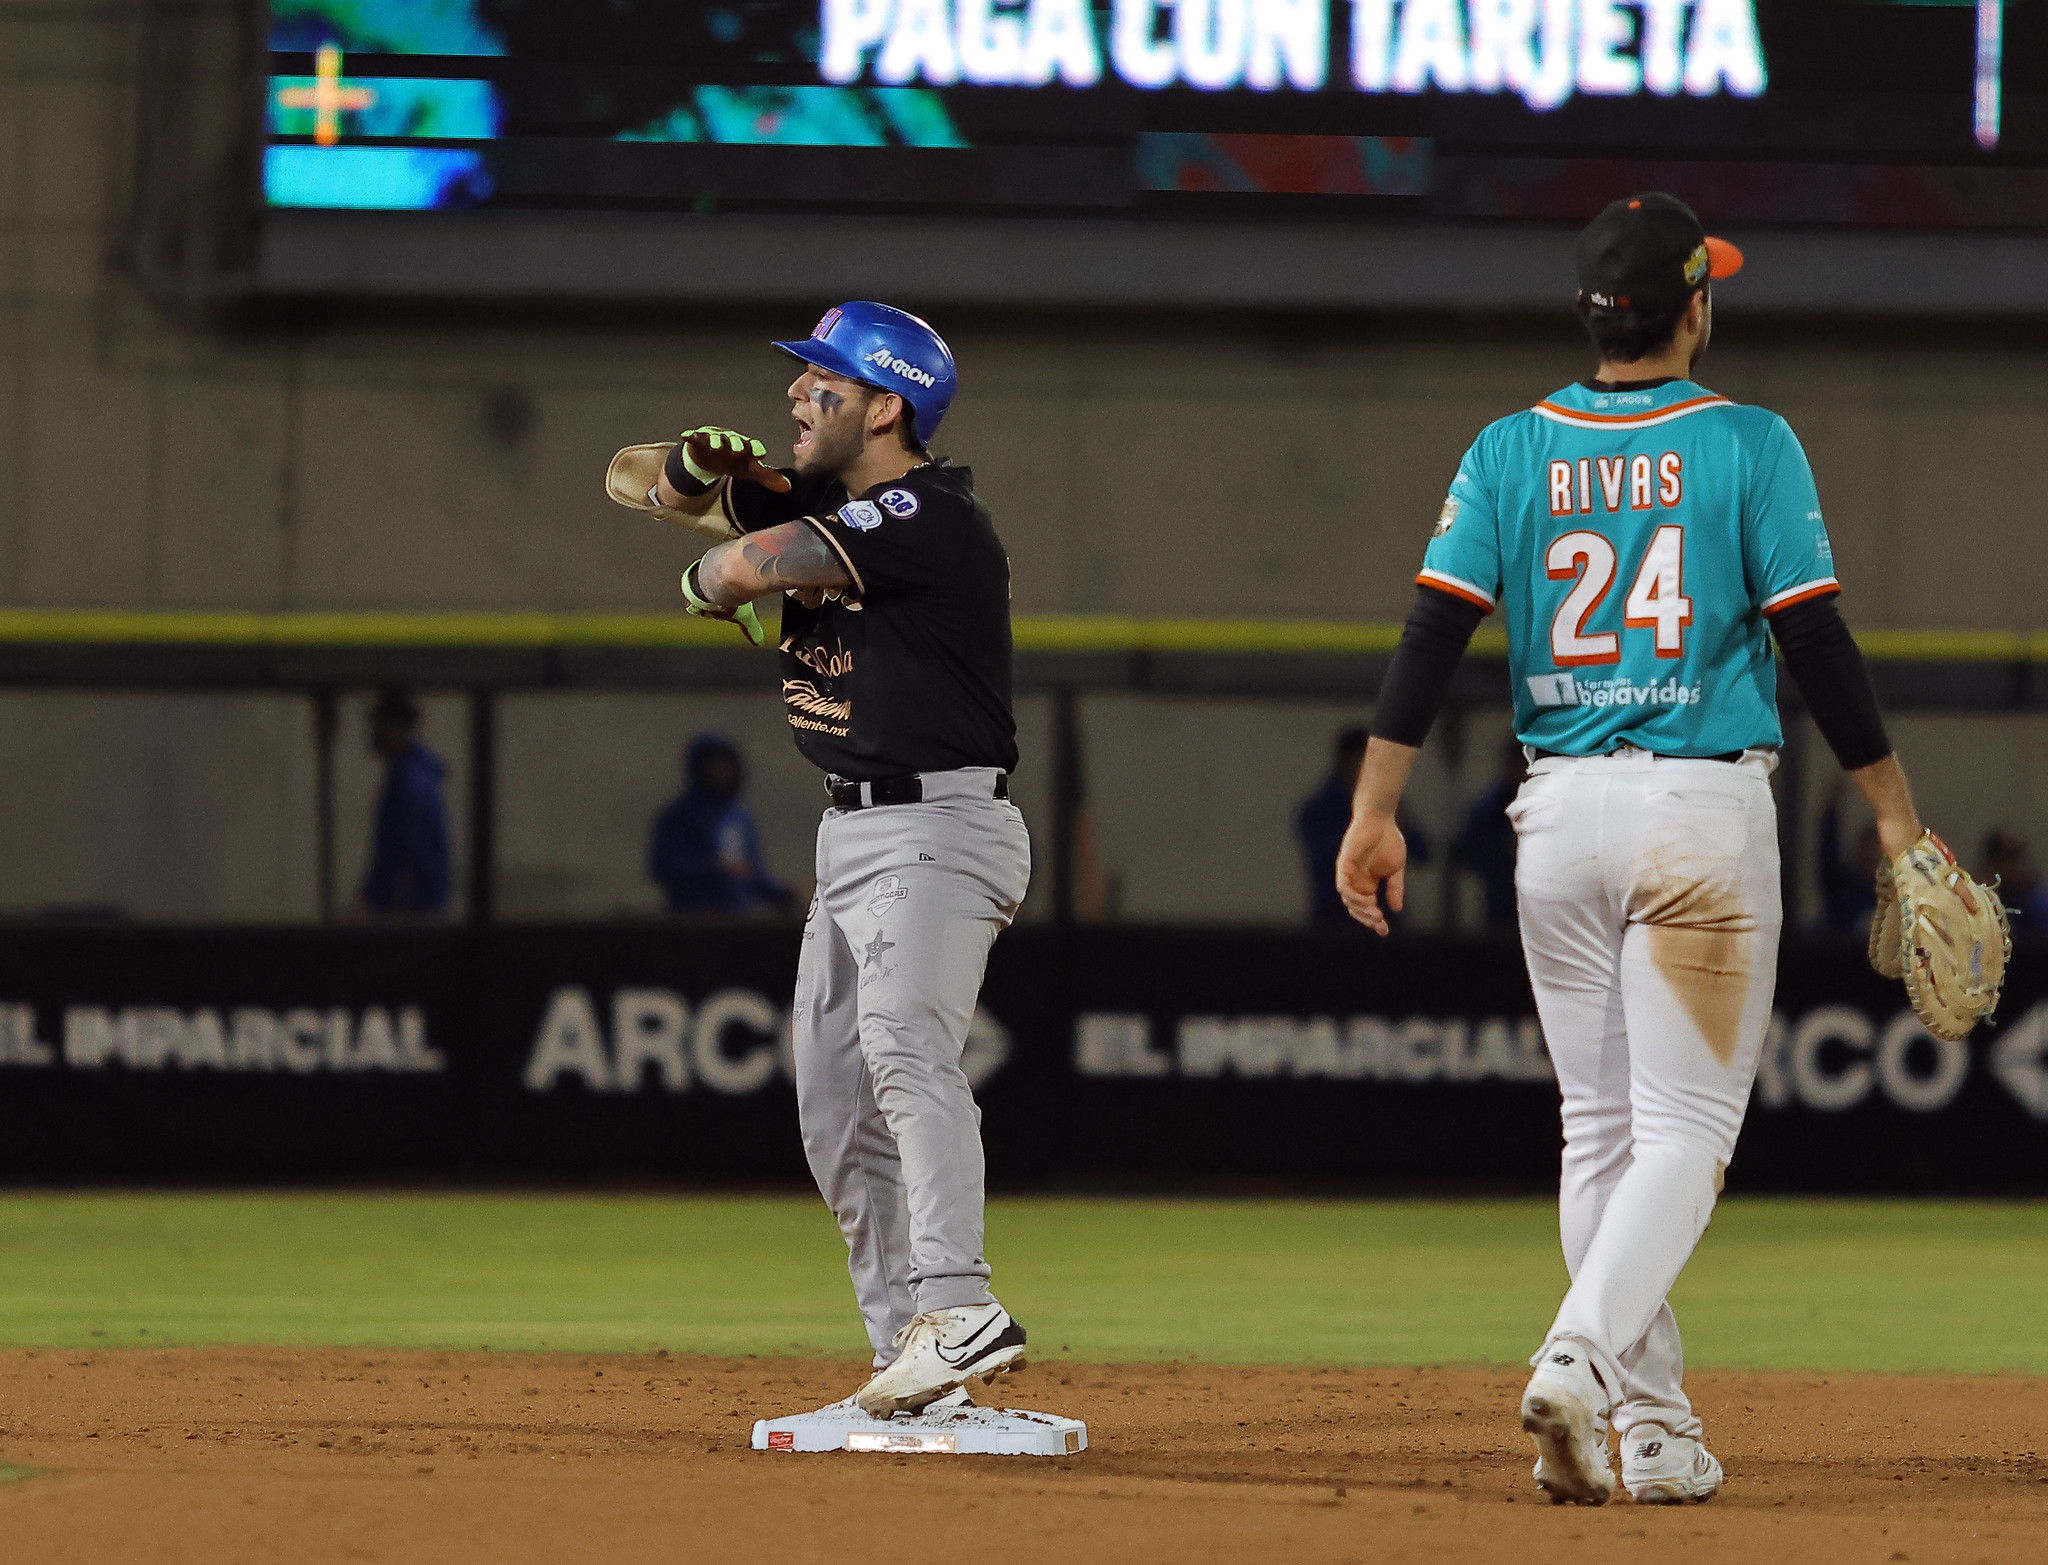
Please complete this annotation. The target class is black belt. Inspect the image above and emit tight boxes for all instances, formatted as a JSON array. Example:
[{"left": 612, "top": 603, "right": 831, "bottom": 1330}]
[
  {"left": 1532, "top": 748, "right": 1745, "bottom": 763},
  {"left": 828, "top": 772, "right": 1010, "bottom": 810}
]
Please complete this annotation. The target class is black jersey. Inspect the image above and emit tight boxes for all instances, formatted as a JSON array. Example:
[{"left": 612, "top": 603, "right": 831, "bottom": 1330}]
[{"left": 724, "top": 460, "right": 1018, "bottom": 782}]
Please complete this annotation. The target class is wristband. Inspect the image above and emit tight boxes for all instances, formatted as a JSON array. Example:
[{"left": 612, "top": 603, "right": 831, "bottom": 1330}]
[
  {"left": 663, "top": 441, "right": 716, "bottom": 498},
  {"left": 680, "top": 559, "right": 715, "bottom": 611},
  {"left": 679, "top": 563, "right": 766, "bottom": 648}
]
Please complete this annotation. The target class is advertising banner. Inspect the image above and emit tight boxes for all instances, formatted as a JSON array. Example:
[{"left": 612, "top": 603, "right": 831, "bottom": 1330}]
[{"left": 0, "top": 927, "right": 2039, "bottom": 1191}]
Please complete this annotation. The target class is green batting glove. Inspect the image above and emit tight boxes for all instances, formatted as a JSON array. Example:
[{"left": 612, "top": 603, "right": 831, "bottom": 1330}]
[
  {"left": 680, "top": 561, "right": 767, "bottom": 647},
  {"left": 677, "top": 426, "right": 793, "bottom": 494}
]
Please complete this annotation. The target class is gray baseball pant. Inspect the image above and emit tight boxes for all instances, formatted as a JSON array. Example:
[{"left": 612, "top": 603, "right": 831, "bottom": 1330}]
[{"left": 791, "top": 767, "right": 1031, "bottom": 1366}]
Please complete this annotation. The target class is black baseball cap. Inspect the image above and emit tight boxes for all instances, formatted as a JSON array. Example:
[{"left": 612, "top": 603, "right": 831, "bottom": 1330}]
[{"left": 1576, "top": 193, "right": 1743, "bottom": 311}]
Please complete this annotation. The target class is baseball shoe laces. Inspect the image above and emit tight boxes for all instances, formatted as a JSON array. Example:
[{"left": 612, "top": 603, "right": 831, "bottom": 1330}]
[{"left": 854, "top": 1301, "right": 1027, "bottom": 1418}]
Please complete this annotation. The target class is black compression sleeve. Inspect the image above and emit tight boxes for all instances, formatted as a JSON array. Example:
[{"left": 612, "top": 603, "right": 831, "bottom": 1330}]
[
  {"left": 1371, "top": 585, "right": 1487, "bottom": 747},
  {"left": 1770, "top": 596, "right": 1892, "bottom": 771}
]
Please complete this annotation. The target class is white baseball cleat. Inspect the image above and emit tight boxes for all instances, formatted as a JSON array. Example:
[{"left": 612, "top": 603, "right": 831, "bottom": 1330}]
[
  {"left": 1621, "top": 1423, "right": 1724, "bottom": 1504},
  {"left": 854, "top": 1302, "right": 1027, "bottom": 1417},
  {"left": 1520, "top": 1343, "right": 1615, "bottom": 1506}
]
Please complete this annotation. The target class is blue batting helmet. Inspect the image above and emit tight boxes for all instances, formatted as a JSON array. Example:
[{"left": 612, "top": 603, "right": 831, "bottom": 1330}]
[{"left": 772, "top": 302, "right": 957, "bottom": 441}]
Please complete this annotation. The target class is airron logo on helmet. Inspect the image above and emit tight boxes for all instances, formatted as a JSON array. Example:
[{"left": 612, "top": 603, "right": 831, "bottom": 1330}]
[{"left": 865, "top": 347, "right": 938, "bottom": 389}]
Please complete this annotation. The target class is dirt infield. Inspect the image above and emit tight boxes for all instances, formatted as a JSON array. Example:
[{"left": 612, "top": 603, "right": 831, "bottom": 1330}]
[{"left": 0, "top": 1349, "right": 2043, "bottom": 1564}]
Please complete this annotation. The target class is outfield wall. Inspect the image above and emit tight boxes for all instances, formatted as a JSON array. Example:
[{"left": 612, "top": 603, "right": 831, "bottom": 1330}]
[{"left": 0, "top": 928, "right": 2040, "bottom": 1194}]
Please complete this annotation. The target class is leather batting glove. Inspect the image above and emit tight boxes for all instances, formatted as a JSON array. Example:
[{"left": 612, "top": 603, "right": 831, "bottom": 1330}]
[
  {"left": 680, "top": 560, "right": 767, "bottom": 647},
  {"left": 675, "top": 427, "right": 793, "bottom": 494}
]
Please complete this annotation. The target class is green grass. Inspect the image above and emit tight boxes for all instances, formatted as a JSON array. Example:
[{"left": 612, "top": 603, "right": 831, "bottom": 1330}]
[{"left": 0, "top": 1194, "right": 2041, "bottom": 1374}]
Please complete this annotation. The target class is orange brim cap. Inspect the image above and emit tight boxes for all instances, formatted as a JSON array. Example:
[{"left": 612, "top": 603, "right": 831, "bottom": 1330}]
[{"left": 1705, "top": 236, "right": 1744, "bottom": 279}]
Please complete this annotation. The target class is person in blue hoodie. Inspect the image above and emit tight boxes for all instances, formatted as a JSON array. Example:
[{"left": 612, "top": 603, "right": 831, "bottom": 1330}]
[
  {"left": 1450, "top": 736, "right": 1529, "bottom": 933},
  {"left": 648, "top": 732, "right": 793, "bottom": 915},
  {"left": 359, "top": 689, "right": 451, "bottom": 918}
]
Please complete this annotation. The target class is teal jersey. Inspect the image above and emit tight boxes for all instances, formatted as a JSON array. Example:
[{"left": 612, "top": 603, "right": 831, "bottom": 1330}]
[{"left": 1419, "top": 378, "right": 1839, "bottom": 757}]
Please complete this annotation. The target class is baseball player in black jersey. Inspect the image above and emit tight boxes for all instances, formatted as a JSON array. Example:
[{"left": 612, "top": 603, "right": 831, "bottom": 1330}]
[{"left": 608, "top": 302, "right": 1031, "bottom": 1421}]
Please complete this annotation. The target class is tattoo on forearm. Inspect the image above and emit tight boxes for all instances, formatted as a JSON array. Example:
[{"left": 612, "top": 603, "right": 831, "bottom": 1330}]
[
  {"left": 701, "top": 521, "right": 850, "bottom": 606},
  {"left": 740, "top": 525, "right": 848, "bottom": 589}
]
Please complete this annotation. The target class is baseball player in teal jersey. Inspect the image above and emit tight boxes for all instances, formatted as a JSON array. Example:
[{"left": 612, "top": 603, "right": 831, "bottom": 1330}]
[{"left": 1336, "top": 195, "right": 1942, "bottom": 1505}]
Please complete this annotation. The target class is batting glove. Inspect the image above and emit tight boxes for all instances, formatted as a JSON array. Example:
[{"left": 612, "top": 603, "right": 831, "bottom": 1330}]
[
  {"left": 671, "top": 427, "right": 793, "bottom": 495},
  {"left": 680, "top": 560, "right": 767, "bottom": 647}
]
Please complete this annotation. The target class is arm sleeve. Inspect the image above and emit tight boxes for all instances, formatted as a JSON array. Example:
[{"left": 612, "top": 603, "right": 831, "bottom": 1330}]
[
  {"left": 1745, "top": 418, "right": 1840, "bottom": 614},
  {"left": 1370, "top": 584, "right": 1489, "bottom": 748},
  {"left": 1416, "top": 439, "right": 1504, "bottom": 612},
  {"left": 1770, "top": 595, "right": 1892, "bottom": 772}
]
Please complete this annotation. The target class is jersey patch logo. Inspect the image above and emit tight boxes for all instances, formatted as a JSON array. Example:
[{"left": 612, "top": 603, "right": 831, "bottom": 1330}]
[
  {"left": 838, "top": 500, "right": 885, "bottom": 532},
  {"left": 1433, "top": 495, "right": 1460, "bottom": 537},
  {"left": 876, "top": 488, "right": 920, "bottom": 519},
  {"left": 867, "top": 874, "right": 909, "bottom": 918}
]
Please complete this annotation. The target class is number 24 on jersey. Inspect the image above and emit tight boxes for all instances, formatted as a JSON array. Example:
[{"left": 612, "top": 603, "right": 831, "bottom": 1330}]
[{"left": 1547, "top": 526, "right": 1691, "bottom": 666}]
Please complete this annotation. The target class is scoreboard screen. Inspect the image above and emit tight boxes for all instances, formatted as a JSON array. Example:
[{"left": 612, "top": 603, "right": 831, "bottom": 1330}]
[{"left": 258, "top": 0, "right": 2046, "bottom": 234}]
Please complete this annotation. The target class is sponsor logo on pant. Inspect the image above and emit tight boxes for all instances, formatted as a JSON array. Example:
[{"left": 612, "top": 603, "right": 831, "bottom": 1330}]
[{"left": 867, "top": 874, "right": 909, "bottom": 917}]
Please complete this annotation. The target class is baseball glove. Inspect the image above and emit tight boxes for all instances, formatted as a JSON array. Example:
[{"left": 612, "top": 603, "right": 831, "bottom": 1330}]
[
  {"left": 604, "top": 443, "right": 736, "bottom": 540},
  {"left": 602, "top": 428, "right": 791, "bottom": 541},
  {"left": 1869, "top": 830, "right": 2011, "bottom": 1041}
]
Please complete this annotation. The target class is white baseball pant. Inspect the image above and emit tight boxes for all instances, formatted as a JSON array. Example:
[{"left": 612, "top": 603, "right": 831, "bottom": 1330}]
[
  {"left": 1511, "top": 747, "right": 1781, "bottom": 1438},
  {"left": 791, "top": 767, "right": 1030, "bottom": 1367}
]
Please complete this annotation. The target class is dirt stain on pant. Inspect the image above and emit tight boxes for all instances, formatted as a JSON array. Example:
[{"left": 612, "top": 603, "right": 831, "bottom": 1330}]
[{"left": 1634, "top": 865, "right": 1756, "bottom": 1067}]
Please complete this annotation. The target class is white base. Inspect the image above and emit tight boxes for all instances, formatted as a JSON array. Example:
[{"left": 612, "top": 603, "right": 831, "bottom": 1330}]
[{"left": 751, "top": 1396, "right": 1087, "bottom": 1456}]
